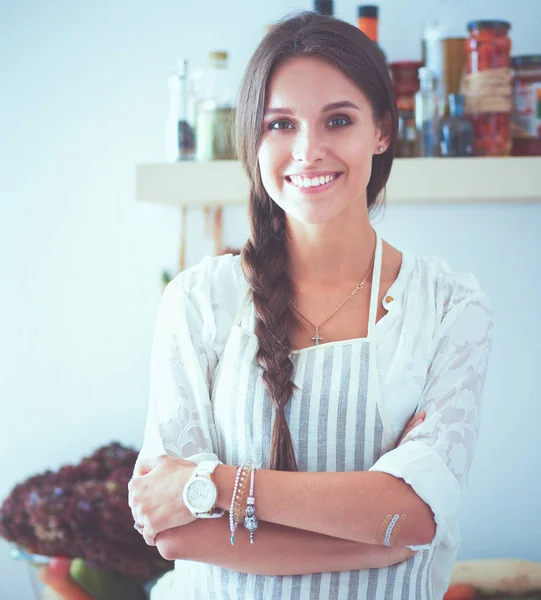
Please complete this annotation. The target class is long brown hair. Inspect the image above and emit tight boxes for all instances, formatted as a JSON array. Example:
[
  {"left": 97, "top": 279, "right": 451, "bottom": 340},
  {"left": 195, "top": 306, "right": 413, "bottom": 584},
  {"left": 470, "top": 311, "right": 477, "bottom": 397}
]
[{"left": 236, "top": 11, "right": 398, "bottom": 471}]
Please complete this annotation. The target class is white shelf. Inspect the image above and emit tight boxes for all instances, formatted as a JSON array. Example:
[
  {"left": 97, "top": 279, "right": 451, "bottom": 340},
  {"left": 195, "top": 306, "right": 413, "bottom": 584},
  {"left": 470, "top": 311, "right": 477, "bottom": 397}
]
[{"left": 136, "top": 157, "right": 541, "bottom": 207}]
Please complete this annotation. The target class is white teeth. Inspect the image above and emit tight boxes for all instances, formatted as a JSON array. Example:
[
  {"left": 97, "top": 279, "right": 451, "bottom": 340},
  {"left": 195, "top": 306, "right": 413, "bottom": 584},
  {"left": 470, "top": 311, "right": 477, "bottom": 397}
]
[{"left": 289, "top": 173, "right": 338, "bottom": 188}]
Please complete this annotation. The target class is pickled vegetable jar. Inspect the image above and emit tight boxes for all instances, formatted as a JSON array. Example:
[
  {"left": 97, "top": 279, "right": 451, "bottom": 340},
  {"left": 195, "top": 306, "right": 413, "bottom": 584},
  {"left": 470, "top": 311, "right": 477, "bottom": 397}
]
[
  {"left": 389, "top": 61, "right": 423, "bottom": 157},
  {"left": 462, "top": 20, "right": 512, "bottom": 156},
  {"left": 511, "top": 55, "right": 541, "bottom": 156}
]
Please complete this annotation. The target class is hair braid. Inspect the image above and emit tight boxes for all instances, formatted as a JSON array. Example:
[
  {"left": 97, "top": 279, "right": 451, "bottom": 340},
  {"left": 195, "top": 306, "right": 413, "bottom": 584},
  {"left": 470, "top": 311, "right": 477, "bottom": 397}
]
[
  {"left": 241, "top": 191, "right": 299, "bottom": 472},
  {"left": 235, "top": 12, "right": 398, "bottom": 471}
]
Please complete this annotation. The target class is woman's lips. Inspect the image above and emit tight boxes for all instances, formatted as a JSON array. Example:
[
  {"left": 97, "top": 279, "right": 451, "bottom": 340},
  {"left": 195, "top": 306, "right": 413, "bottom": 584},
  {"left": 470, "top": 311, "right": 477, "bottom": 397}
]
[{"left": 285, "top": 172, "right": 343, "bottom": 194}]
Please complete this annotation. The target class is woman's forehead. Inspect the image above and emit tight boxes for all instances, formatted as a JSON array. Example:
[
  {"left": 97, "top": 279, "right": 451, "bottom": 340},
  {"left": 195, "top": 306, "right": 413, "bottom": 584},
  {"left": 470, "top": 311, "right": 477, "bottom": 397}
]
[{"left": 265, "top": 57, "right": 370, "bottom": 114}]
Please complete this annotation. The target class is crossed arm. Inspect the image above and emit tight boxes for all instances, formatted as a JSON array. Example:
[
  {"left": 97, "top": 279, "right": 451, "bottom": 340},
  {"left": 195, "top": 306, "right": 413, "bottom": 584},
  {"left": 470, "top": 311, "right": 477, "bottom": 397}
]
[
  {"left": 156, "top": 516, "right": 418, "bottom": 576},
  {"left": 139, "top": 418, "right": 433, "bottom": 576}
]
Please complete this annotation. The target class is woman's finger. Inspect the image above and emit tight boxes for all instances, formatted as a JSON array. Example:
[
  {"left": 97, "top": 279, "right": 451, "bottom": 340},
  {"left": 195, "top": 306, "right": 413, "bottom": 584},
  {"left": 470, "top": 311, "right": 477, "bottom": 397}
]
[{"left": 143, "top": 525, "right": 157, "bottom": 546}]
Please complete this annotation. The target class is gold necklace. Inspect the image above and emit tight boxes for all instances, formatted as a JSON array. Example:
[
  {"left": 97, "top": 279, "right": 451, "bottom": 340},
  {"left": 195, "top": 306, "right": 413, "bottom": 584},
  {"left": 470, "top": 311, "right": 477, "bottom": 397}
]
[{"left": 291, "top": 245, "right": 376, "bottom": 345}]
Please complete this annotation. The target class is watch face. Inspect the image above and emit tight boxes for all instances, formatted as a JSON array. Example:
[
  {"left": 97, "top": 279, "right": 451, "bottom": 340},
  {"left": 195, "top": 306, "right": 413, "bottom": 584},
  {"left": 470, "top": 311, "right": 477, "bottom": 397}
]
[{"left": 186, "top": 478, "right": 216, "bottom": 512}]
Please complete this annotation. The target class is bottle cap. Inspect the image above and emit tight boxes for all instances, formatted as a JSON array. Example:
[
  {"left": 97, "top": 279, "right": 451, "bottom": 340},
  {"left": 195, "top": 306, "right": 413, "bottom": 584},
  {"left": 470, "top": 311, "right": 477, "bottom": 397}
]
[
  {"left": 418, "top": 66, "right": 434, "bottom": 82},
  {"left": 177, "top": 58, "right": 188, "bottom": 77},
  {"left": 209, "top": 51, "right": 228, "bottom": 61},
  {"left": 358, "top": 5, "right": 379, "bottom": 18},
  {"left": 314, "top": 0, "right": 333, "bottom": 15},
  {"left": 467, "top": 20, "right": 510, "bottom": 32}
]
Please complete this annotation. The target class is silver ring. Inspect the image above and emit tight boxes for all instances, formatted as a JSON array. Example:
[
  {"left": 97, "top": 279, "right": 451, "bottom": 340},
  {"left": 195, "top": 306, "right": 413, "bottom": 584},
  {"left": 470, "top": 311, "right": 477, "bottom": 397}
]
[{"left": 133, "top": 522, "right": 144, "bottom": 533}]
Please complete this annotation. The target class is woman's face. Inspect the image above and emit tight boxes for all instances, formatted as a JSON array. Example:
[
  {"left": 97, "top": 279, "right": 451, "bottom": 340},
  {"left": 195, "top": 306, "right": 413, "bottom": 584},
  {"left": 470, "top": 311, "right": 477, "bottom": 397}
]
[{"left": 258, "top": 56, "right": 387, "bottom": 225}]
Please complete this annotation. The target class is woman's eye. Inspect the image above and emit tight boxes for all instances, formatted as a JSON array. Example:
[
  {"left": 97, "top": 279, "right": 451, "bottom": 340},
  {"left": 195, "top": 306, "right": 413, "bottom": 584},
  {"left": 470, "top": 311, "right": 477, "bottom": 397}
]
[
  {"left": 268, "top": 120, "right": 293, "bottom": 130},
  {"left": 328, "top": 116, "right": 350, "bottom": 127}
]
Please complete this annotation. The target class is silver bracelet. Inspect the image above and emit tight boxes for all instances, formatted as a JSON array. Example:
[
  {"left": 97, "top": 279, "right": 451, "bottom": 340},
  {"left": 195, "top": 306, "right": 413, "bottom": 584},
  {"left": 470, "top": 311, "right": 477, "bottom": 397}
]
[
  {"left": 229, "top": 465, "right": 243, "bottom": 545},
  {"left": 384, "top": 514, "right": 400, "bottom": 547},
  {"left": 243, "top": 465, "right": 259, "bottom": 544}
]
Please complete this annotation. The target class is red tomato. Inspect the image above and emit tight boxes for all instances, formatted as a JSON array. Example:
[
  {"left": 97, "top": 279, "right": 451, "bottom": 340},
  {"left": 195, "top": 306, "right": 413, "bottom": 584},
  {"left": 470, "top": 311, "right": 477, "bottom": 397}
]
[{"left": 443, "top": 583, "right": 478, "bottom": 600}]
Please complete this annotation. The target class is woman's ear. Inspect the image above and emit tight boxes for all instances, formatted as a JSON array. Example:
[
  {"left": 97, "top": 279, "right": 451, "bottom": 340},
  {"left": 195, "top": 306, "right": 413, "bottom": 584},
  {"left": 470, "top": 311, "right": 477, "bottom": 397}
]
[{"left": 375, "top": 111, "right": 392, "bottom": 154}]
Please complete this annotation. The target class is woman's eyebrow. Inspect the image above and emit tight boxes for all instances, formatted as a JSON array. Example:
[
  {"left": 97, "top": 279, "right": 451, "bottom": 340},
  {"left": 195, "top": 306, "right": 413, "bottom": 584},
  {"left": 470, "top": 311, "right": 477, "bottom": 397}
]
[
  {"left": 264, "top": 100, "right": 360, "bottom": 117},
  {"left": 321, "top": 100, "right": 360, "bottom": 112}
]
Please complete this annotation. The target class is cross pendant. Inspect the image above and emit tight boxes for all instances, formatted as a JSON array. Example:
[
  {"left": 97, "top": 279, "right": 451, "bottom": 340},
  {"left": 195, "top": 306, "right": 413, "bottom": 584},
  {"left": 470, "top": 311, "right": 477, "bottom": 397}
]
[{"left": 312, "top": 328, "right": 323, "bottom": 345}]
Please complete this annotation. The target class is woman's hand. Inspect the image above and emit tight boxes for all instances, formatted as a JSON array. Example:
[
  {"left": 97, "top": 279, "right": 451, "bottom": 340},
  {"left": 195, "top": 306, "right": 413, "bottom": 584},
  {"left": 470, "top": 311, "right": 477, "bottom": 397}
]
[
  {"left": 395, "top": 410, "right": 425, "bottom": 448},
  {"left": 128, "top": 454, "right": 197, "bottom": 546}
]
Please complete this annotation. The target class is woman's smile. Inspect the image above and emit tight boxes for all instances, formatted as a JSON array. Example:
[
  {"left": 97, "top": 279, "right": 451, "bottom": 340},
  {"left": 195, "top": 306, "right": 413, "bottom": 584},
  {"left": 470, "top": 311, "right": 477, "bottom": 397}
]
[{"left": 285, "top": 172, "right": 343, "bottom": 193}]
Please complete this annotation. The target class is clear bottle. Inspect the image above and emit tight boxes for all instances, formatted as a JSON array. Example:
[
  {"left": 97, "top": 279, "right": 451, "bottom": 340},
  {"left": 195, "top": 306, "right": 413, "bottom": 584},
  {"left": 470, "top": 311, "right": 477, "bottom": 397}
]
[
  {"left": 196, "top": 51, "right": 236, "bottom": 161},
  {"left": 415, "top": 67, "right": 441, "bottom": 157},
  {"left": 421, "top": 0, "right": 478, "bottom": 114},
  {"left": 440, "top": 94, "right": 474, "bottom": 157},
  {"left": 165, "top": 58, "right": 196, "bottom": 161}
]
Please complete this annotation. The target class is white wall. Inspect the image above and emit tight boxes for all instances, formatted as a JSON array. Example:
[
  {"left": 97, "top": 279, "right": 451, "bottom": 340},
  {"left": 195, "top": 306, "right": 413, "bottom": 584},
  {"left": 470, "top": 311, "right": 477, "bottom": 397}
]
[{"left": 1, "top": 1, "right": 541, "bottom": 597}]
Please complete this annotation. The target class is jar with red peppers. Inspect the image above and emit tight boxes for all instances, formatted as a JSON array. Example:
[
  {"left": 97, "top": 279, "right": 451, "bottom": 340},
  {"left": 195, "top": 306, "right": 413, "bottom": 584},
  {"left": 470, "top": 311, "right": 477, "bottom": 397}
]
[
  {"left": 511, "top": 55, "right": 541, "bottom": 156},
  {"left": 389, "top": 61, "right": 423, "bottom": 157},
  {"left": 462, "top": 20, "right": 512, "bottom": 156}
]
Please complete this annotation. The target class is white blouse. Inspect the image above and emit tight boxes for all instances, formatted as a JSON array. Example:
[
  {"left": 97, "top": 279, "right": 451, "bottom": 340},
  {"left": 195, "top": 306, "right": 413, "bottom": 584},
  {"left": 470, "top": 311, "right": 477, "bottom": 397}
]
[{"left": 139, "top": 246, "right": 494, "bottom": 600}]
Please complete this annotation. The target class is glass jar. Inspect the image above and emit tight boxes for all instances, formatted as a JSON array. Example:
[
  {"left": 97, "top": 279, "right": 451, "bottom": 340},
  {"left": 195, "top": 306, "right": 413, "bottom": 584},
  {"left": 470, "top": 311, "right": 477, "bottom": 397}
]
[
  {"left": 511, "top": 55, "right": 541, "bottom": 156},
  {"left": 463, "top": 20, "right": 512, "bottom": 156},
  {"left": 390, "top": 61, "right": 423, "bottom": 157}
]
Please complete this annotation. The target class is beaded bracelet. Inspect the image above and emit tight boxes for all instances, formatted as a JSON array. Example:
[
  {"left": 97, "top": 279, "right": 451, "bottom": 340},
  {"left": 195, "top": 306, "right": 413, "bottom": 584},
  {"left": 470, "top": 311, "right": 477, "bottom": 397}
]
[
  {"left": 233, "top": 462, "right": 252, "bottom": 525},
  {"left": 243, "top": 465, "right": 259, "bottom": 544},
  {"left": 229, "top": 465, "right": 243, "bottom": 545}
]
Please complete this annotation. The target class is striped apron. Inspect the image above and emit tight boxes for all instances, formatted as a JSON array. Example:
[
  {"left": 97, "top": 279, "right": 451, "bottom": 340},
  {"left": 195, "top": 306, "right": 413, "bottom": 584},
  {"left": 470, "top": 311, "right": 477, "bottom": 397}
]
[{"left": 174, "top": 233, "right": 437, "bottom": 599}]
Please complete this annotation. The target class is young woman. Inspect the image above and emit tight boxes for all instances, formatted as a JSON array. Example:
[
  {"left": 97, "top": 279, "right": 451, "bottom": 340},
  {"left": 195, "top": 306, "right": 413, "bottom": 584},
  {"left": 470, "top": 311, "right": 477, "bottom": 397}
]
[{"left": 128, "top": 12, "right": 493, "bottom": 600}]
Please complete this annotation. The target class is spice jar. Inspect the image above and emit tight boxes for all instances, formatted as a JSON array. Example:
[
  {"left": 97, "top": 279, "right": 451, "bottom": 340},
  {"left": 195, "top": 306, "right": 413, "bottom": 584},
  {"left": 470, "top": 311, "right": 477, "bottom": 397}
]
[
  {"left": 390, "top": 61, "right": 423, "bottom": 157},
  {"left": 462, "top": 20, "right": 512, "bottom": 156},
  {"left": 511, "top": 55, "right": 541, "bottom": 156}
]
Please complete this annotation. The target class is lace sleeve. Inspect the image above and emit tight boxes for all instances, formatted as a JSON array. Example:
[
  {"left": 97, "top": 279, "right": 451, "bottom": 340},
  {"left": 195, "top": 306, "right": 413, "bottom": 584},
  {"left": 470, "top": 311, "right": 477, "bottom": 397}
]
[
  {"left": 369, "top": 290, "right": 494, "bottom": 550},
  {"left": 136, "top": 275, "right": 222, "bottom": 467}
]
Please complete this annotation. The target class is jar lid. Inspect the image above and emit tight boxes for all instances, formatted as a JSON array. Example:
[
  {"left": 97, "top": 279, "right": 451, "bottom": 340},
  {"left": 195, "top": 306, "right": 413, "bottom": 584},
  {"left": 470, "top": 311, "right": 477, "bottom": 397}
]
[
  {"left": 358, "top": 5, "right": 379, "bottom": 18},
  {"left": 511, "top": 55, "right": 541, "bottom": 68},
  {"left": 209, "top": 51, "right": 228, "bottom": 61},
  {"left": 467, "top": 20, "right": 511, "bottom": 32}
]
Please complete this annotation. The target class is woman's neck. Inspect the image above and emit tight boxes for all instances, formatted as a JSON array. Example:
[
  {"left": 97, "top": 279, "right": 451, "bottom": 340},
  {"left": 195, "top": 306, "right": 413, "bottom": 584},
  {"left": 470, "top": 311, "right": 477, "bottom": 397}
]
[{"left": 286, "top": 210, "right": 376, "bottom": 285}]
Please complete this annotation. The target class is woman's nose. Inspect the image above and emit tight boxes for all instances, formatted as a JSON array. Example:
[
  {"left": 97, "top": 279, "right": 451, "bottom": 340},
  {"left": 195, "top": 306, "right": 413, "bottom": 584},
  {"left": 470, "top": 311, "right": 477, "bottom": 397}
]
[{"left": 292, "top": 129, "right": 327, "bottom": 163}]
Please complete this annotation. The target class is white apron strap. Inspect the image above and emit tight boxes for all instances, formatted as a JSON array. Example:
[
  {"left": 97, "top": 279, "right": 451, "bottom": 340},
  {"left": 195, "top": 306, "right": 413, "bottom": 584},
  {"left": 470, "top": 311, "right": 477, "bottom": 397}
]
[
  {"left": 367, "top": 232, "right": 383, "bottom": 337},
  {"left": 367, "top": 231, "right": 393, "bottom": 451}
]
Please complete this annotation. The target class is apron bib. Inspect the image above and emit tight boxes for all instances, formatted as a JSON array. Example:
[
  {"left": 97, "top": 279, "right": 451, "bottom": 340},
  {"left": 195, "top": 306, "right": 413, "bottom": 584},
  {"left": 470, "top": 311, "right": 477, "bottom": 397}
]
[{"left": 210, "top": 232, "right": 394, "bottom": 470}]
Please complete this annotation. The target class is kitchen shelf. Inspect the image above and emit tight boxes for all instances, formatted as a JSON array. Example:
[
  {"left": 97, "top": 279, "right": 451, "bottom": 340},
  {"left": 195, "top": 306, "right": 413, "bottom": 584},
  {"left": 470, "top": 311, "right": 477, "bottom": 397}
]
[{"left": 136, "top": 157, "right": 541, "bottom": 207}]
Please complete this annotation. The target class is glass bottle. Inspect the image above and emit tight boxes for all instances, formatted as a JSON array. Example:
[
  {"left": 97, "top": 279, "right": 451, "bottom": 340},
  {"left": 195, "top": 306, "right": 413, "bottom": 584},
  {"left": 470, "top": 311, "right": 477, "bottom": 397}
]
[
  {"left": 415, "top": 67, "right": 441, "bottom": 157},
  {"left": 165, "top": 58, "right": 196, "bottom": 161},
  {"left": 196, "top": 51, "right": 236, "bottom": 161},
  {"left": 511, "top": 55, "right": 541, "bottom": 156},
  {"left": 421, "top": 0, "right": 478, "bottom": 114},
  {"left": 440, "top": 94, "right": 474, "bottom": 156},
  {"left": 357, "top": 5, "right": 386, "bottom": 61}
]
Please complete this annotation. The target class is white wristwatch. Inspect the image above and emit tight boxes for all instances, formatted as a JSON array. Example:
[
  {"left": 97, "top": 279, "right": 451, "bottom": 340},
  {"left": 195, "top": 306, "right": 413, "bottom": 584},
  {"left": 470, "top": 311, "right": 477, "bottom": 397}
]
[{"left": 182, "top": 461, "right": 225, "bottom": 518}]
